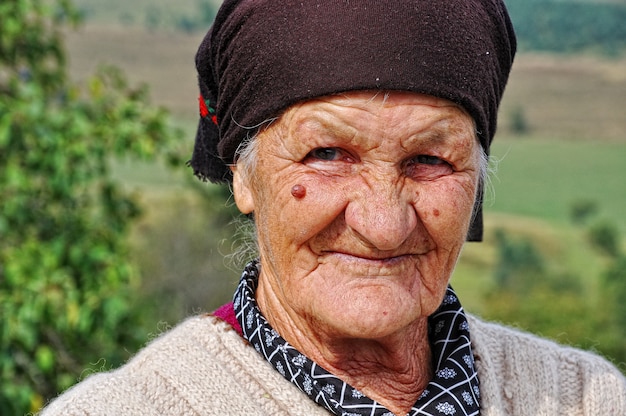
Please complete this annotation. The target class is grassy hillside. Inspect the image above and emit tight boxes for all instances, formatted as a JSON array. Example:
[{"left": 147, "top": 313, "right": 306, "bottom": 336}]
[
  {"left": 507, "top": 0, "right": 626, "bottom": 55},
  {"left": 454, "top": 137, "right": 626, "bottom": 309},
  {"left": 498, "top": 54, "right": 626, "bottom": 142},
  {"left": 73, "top": 0, "right": 220, "bottom": 31},
  {"left": 488, "top": 137, "right": 626, "bottom": 232}
]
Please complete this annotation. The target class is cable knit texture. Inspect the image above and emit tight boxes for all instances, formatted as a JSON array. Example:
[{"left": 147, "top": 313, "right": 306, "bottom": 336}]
[{"left": 40, "top": 315, "right": 626, "bottom": 416}]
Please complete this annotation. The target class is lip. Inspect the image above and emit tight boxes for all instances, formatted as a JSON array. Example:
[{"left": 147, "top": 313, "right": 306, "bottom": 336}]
[{"left": 321, "top": 251, "right": 416, "bottom": 265}]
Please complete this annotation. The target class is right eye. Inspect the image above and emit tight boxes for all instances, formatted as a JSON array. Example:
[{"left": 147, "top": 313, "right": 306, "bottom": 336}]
[{"left": 305, "top": 147, "right": 353, "bottom": 162}]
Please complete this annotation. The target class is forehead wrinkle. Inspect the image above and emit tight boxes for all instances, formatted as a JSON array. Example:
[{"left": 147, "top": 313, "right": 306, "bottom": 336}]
[
  {"left": 279, "top": 93, "right": 476, "bottom": 157},
  {"left": 337, "top": 96, "right": 473, "bottom": 149},
  {"left": 289, "top": 104, "right": 366, "bottom": 149},
  {"left": 384, "top": 114, "right": 469, "bottom": 159},
  {"left": 298, "top": 99, "right": 395, "bottom": 148}
]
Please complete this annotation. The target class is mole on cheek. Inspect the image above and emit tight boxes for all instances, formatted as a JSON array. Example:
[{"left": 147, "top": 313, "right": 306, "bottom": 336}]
[
  {"left": 291, "top": 184, "right": 306, "bottom": 199},
  {"left": 433, "top": 209, "right": 440, "bottom": 217}
]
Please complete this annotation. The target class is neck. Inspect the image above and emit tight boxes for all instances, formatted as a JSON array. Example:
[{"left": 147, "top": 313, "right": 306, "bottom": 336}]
[
  {"left": 257, "top": 282, "right": 433, "bottom": 416},
  {"left": 319, "top": 324, "right": 433, "bottom": 416}
]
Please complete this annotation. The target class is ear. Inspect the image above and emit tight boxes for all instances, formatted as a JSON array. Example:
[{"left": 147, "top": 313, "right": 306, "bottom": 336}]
[{"left": 231, "top": 165, "right": 255, "bottom": 214}]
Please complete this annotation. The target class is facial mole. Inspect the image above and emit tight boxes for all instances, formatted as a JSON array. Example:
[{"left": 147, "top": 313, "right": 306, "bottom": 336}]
[
  {"left": 291, "top": 184, "right": 306, "bottom": 199},
  {"left": 433, "top": 209, "right": 440, "bottom": 217}
]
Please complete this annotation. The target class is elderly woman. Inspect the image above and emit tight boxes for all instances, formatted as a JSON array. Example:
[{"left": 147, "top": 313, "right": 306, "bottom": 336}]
[{"left": 42, "top": 1, "right": 626, "bottom": 415}]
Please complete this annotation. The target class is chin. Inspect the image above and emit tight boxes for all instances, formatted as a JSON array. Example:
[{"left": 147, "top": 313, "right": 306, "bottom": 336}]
[{"left": 320, "top": 295, "right": 425, "bottom": 340}]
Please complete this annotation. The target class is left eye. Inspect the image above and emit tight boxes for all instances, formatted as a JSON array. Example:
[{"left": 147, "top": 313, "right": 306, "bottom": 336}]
[
  {"left": 404, "top": 155, "right": 453, "bottom": 179},
  {"left": 415, "top": 155, "right": 445, "bottom": 165}
]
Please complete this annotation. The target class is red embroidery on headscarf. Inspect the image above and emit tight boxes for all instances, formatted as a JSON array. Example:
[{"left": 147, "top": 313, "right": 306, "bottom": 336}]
[
  {"left": 199, "top": 95, "right": 210, "bottom": 118},
  {"left": 199, "top": 95, "right": 218, "bottom": 125}
]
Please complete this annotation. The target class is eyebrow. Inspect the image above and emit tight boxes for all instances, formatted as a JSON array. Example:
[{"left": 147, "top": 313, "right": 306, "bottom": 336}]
[
  {"left": 293, "top": 112, "right": 359, "bottom": 142},
  {"left": 413, "top": 125, "right": 456, "bottom": 146}
]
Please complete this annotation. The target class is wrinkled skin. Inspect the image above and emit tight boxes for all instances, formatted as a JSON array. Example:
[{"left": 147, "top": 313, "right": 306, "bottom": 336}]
[{"left": 232, "top": 91, "right": 482, "bottom": 414}]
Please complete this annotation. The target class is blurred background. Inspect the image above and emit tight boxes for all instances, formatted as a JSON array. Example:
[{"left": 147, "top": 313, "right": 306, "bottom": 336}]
[{"left": 1, "top": 0, "right": 625, "bottom": 413}]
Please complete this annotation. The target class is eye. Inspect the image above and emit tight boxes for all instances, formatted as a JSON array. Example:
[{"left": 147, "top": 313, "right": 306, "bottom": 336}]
[
  {"left": 415, "top": 155, "right": 446, "bottom": 165},
  {"left": 309, "top": 148, "right": 340, "bottom": 161},
  {"left": 304, "top": 147, "right": 354, "bottom": 163},
  {"left": 404, "top": 154, "right": 453, "bottom": 180}
]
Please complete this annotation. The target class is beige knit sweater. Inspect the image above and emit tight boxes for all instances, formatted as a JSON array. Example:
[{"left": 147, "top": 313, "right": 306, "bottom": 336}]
[{"left": 40, "top": 314, "right": 626, "bottom": 416}]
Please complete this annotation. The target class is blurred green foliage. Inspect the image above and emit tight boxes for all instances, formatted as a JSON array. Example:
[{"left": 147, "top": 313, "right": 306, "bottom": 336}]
[
  {"left": 175, "top": 0, "right": 219, "bottom": 33},
  {"left": 506, "top": 0, "right": 626, "bottom": 56},
  {"left": 508, "top": 105, "right": 530, "bottom": 136},
  {"left": 0, "top": 0, "right": 183, "bottom": 413},
  {"left": 587, "top": 221, "right": 621, "bottom": 258},
  {"left": 569, "top": 199, "right": 599, "bottom": 226},
  {"left": 485, "top": 219, "right": 626, "bottom": 371}
]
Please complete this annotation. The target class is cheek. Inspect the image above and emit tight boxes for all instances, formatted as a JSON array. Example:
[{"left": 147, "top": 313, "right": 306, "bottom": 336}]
[
  {"left": 255, "top": 177, "right": 351, "bottom": 309},
  {"left": 291, "top": 175, "right": 348, "bottom": 223},
  {"left": 418, "top": 179, "right": 477, "bottom": 243},
  {"left": 256, "top": 176, "right": 347, "bottom": 258}
]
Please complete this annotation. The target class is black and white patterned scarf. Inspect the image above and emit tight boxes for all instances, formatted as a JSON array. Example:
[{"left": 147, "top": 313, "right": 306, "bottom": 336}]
[{"left": 234, "top": 260, "right": 480, "bottom": 416}]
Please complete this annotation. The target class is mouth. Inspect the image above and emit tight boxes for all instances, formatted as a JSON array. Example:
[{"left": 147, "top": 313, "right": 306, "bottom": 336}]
[
  {"left": 321, "top": 251, "right": 417, "bottom": 265},
  {"left": 316, "top": 251, "right": 423, "bottom": 281}
]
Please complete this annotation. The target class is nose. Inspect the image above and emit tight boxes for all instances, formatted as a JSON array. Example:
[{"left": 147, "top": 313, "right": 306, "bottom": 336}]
[{"left": 343, "top": 175, "right": 418, "bottom": 251}]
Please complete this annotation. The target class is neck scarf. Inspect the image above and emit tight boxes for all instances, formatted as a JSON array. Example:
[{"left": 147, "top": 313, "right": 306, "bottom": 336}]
[{"left": 234, "top": 260, "right": 480, "bottom": 416}]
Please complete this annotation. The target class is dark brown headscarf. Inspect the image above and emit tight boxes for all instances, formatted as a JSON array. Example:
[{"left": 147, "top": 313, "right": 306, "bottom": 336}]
[{"left": 191, "top": 0, "right": 517, "bottom": 241}]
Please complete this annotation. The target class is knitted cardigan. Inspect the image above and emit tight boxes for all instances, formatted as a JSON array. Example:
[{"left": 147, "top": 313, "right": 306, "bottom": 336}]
[{"left": 40, "top": 314, "right": 626, "bottom": 416}]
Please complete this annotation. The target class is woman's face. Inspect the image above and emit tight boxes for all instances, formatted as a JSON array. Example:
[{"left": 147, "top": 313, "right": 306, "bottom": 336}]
[{"left": 233, "top": 91, "right": 482, "bottom": 341}]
